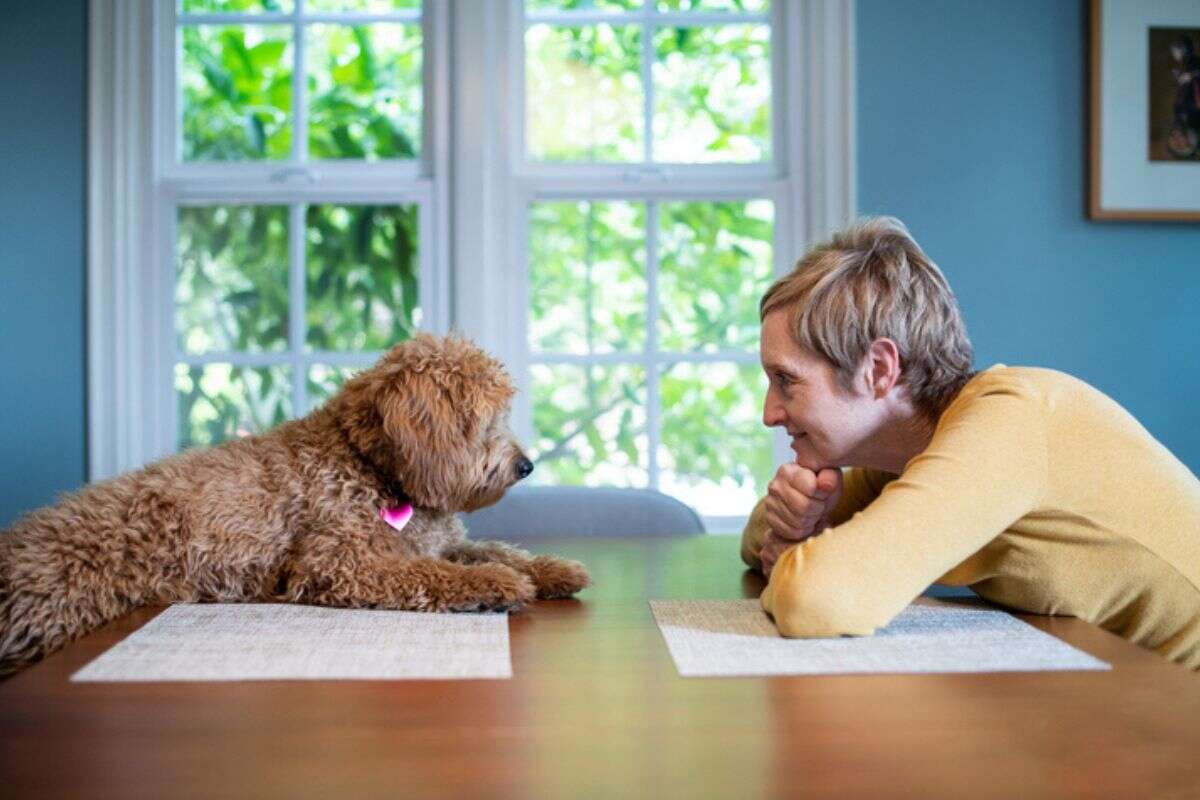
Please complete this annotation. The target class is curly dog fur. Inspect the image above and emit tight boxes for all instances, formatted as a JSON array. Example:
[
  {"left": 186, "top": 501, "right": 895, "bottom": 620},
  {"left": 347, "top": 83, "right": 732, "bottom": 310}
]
[{"left": 0, "top": 334, "right": 590, "bottom": 676}]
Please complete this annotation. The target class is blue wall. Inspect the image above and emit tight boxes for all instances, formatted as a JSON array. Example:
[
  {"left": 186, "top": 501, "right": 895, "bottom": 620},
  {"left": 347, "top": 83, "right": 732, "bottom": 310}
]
[
  {"left": 858, "top": 0, "right": 1200, "bottom": 475},
  {"left": 0, "top": 2, "right": 88, "bottom": 528}
]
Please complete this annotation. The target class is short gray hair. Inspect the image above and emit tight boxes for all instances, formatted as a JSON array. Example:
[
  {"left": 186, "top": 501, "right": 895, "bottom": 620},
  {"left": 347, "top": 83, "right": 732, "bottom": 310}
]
[{"left": 760, "top": 217, "right": 974, "bottom": 417}]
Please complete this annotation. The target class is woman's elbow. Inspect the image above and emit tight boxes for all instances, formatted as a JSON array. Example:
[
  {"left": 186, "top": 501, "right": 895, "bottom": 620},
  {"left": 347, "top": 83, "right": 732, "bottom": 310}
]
[
  {"left": 740, "top": 498, "right": 769, "bottom": 570},
  {"left": 768, "top": 585, "right": 891, "bottom": 638}
]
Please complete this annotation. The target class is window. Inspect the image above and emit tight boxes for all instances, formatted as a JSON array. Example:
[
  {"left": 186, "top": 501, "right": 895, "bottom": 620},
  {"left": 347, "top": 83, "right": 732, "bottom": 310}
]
[
  {"left": 90, "top": 1, "right": 853, "bottom": 533},
  {"left": 167, "top": 0, "right": 444, "bottom": 448},
  {"left": 515, "top": 0, "right": 780, "bottom": 529}
]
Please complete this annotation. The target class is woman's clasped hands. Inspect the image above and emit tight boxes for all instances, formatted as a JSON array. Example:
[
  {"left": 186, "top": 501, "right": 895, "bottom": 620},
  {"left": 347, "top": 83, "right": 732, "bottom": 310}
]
[{"left": 760, "top": 464, "right": 843, "bottom": 578}]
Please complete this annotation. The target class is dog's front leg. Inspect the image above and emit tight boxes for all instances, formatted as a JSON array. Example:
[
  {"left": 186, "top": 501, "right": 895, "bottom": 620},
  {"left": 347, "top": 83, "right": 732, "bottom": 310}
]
[
  {"left": 444, "top": 541, "right": 590, "bottom": 600},
  {"left": 281, "top": 543, "right": 536, "bottom": 612}
]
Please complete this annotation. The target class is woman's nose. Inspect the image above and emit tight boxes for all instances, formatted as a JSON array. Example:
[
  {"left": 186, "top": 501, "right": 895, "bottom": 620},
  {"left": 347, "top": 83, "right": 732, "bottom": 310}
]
[{"left": 763, "top": 394, "right": 787, "bottom": 428}]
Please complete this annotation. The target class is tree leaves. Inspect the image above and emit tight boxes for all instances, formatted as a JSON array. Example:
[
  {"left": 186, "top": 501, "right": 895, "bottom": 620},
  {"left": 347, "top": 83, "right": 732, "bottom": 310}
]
[
  {"left": 182, "top": 20, "right": 421, "bottom": 162},
  {"left": 529, "top": 199, "right": 775, "bottom": 506}
]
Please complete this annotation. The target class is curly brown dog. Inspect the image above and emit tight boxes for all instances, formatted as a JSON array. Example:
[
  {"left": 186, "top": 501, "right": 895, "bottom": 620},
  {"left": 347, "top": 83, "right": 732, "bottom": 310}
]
[{"left": 0, "top": 334, "right": 590, "bottom": 676}]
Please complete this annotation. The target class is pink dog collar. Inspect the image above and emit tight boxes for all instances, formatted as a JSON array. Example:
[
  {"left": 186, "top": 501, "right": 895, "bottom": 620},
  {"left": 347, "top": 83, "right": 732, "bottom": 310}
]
[{"left": 379, "top": 503, "right": 414, "bottom": 532}]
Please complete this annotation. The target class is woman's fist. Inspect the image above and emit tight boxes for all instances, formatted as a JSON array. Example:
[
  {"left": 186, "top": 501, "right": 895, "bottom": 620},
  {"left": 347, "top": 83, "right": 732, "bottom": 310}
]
[{"left": 760, "top": 465, "right": 843, "bottom": 577}]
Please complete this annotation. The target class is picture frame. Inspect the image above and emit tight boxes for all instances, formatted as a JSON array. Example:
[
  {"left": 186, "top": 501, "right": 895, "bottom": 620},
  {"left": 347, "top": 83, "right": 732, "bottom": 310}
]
[{"left": 1089, "top": 0, "right": 1200, "bottom": 221}]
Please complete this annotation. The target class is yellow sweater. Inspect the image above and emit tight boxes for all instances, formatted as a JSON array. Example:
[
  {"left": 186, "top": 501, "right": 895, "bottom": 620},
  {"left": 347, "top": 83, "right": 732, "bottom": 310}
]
[{"left": 741, "top": 366, "right": 1200, "bottom": 670}]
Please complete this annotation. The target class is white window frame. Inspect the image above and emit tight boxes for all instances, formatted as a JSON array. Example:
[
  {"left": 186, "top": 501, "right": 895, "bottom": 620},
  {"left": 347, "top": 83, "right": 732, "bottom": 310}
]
[{"left": 90, "top": 0, "right": 855, "bottom": 534}]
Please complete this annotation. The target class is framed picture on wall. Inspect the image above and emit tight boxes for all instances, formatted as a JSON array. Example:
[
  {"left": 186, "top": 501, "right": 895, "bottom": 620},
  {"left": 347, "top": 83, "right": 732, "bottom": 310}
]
[{"left": 1090, "top": 0, "right": 1200, "bottom": 221}]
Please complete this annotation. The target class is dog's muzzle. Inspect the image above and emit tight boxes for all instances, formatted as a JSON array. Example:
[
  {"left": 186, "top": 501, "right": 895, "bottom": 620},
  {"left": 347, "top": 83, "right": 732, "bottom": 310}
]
[{"left": 515, "top": 457, "right": 534, "bottom": 480}]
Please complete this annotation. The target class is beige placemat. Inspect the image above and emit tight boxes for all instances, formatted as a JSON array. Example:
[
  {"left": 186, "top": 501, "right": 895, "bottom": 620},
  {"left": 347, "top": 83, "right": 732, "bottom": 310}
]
[
  {"left": 72, "top": 603, "right": 512, "bottom": 682},
  {"left": 649, "top": 597, "right": 1109, "bottom": 676}
]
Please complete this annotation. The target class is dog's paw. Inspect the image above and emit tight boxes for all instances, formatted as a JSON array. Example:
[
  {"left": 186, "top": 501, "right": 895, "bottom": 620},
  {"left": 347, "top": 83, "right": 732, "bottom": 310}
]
[
  {"left": 447, "top": 563, "right": 536, "bottom": 613},
  {"left": 526, "top": 555, "right": 591, "bottom": 599}
]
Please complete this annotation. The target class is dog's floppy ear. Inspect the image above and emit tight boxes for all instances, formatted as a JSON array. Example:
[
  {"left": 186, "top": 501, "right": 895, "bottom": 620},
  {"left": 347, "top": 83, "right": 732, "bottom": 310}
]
[
  {"left": 375, "top": 334, "right": 511, "bottom": 451},
  {"left": 378, "top": 369, "right": 475, "bottom": 453}
]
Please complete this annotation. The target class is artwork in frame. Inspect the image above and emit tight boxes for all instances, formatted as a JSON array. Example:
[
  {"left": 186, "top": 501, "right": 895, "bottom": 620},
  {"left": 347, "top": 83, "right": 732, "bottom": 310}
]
[
  {"left": 1090, "top": 0, "right": 1200, "bottom": 221},
  {"left": 1148, "top": 26, "right": 1200, "bottom": 162}
]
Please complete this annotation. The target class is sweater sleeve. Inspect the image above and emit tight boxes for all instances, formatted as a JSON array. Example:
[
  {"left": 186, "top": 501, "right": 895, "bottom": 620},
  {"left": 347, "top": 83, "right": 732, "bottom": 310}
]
[
  {"left": 761, "top": 375, "right": 1049, "bottom": 637},
  {"left": 739, "top": 467, "right": 896, "bottom": 570}
]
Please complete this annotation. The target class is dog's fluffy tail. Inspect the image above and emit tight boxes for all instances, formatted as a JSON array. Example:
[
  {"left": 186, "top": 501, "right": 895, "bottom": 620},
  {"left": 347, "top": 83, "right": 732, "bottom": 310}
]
[
  {"left": 0, "top": 571, "right": 46, "bottom": 678},
  {"left": 0, "top": 514, "right": 137, "bottom": 677},
  {"left": 0, "top": 559, "right": 124, "bottom": 678},
  {"left": 0, "top": 549, "right": 46, "bottom": 677},
  {"left": 0, "top": 538, "right": 57, "bottom": 676},
  {"left": 0, "top": 564, "right": 14, "bottom": 677}
]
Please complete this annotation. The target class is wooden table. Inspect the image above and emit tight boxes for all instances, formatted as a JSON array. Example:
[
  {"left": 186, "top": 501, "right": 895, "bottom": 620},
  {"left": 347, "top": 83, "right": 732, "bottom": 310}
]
[{"left": 1, "top": 535, "right": 1197, "bottom": 800}]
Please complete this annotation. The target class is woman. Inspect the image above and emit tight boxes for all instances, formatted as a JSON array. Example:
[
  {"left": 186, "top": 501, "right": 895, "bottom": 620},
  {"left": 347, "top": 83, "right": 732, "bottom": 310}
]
[{"left": 742, "top": 217, "right": 1200, "bottom": 669}]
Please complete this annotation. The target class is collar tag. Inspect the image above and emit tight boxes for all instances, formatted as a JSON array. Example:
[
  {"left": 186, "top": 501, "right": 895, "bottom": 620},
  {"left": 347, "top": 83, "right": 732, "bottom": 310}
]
[{"left": 380, "top": 503, "right": 414, "bottom": 532}]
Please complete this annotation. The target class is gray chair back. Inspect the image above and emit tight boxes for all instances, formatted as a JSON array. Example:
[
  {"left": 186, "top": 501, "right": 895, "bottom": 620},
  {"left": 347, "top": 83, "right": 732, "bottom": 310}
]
[{"left": 460, "top": 485, "right": 705, "bottom": 539}]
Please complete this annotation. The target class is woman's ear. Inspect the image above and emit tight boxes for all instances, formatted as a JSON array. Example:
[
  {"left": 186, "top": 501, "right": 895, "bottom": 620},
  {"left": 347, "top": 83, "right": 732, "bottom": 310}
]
[{"left": 866, "top": 337, "right": 902, "bottom": 399}]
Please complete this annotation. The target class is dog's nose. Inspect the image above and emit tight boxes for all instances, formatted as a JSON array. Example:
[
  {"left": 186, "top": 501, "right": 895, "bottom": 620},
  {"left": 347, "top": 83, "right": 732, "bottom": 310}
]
[{"left": 515, "top": 457, "right": 534, "bottom": 480}]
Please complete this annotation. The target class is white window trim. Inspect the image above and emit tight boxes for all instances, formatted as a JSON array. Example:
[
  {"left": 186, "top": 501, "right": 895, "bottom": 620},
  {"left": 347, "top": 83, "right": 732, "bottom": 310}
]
[
  {"left": 89, "top": 0, "right": 166, "bottom": 478},
  {"left": 90, "top": 0, "right": 856, "bottom": 534}
]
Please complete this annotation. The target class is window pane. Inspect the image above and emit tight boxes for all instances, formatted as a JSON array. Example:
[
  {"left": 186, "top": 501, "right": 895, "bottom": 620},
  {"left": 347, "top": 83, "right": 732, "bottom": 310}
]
[
  {"left": 305, "top": 204, "right": 420, "bottom": 351},
  {"left": 659, "top": 362, "right": 771, "bottom": 518},
  {"left": 307, "top": 0, "right": 420, "bottom": 10},
  {"left": 181, "top": 0, "right": 295, "bottom": 13},
  {"left": 657, "top": 199, "right": 773, "bottom": 352},
  {"left": 307, "top": 364, "right": 364, "bottom": 412},
  {"left": 529, "top": 201, "right": 646, "bottom": 354},
  {"left": 656, "top": 0, "right": 768, "bottom": 11},
  {"left": 530, "top": 363, "right": 647, "bottom": 486},
  {"left": 307, "top": 23, "right": 423, "bottom": 160},
  {"left": 180, "top": 25, "right": 293, "bottom": 161},
  {"left": 652, "top": 24, "right": 770, "bottom": 162},
  {"left": 526, "top": 24, "right": 644, "bottom": 162},
  {"left": 177, "top": 205, "right": 290, "bottom": 354},
  {"left": 176, "top": 364, "right": 292, "bottom": 449},
  {"left": 526, "top": 0, "right": 643, "bottom": 11}
]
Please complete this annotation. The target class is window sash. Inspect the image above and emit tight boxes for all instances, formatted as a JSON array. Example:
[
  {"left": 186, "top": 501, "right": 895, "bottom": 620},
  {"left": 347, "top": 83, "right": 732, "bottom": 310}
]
[
  {"left": 158, "top": 1, "right": 436, "bottom": 182},
  {"left": 171, "top": 193, "right": 435, "bottom": 422},
  {"left": 512, "top": 0, "right": 785, "bottom": 175},
  {"left": 153, "top": 0, "right": 450, "bottom": 453},
  {"left": 519, "top": 193, "right": 776, "bottom": 517},
  {"left": 510, "top": 0, "right": 790, "bottom": 528}
]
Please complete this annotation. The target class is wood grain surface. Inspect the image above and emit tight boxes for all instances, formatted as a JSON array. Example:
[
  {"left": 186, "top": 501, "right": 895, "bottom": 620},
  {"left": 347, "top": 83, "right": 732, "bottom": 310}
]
[{"left": 1, "top": 535, "right": 1197, "bottom": 800}]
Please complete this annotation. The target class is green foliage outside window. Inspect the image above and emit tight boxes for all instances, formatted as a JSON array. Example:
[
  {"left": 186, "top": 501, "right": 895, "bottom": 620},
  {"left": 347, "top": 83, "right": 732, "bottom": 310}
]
[
  {"left": 176, "top": 201, "right": 418, "bottom": 449},
  {"left": 526, "top": 17, "right": 770, "bottom": 163},
  {"left": 181, "top": 25, "right": 294, "bottom": 161},
  {"left": 528, "top": 198, "right": 774, "bottom": 514},
  {"left": 181, "top": 16, "right": 421, "bottom": 161}
]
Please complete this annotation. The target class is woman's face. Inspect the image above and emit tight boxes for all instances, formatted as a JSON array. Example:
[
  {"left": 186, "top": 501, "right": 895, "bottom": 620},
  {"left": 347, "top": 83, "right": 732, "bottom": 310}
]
[{"left": 759, "top": 310, "right": 883, "bottom": 470}]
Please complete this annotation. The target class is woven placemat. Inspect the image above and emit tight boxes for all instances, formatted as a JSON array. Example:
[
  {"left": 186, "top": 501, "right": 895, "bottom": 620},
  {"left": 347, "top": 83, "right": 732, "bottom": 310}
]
[
  {"left": 649, "top": 597, "right": 1110, "bottom": 676},
  {"left": 72, "top": 603, "right": 512, "bottom": 682}
]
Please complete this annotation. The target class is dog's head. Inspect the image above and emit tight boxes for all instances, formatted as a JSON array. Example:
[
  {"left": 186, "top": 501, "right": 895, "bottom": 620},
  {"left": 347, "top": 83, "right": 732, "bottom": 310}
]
[{"left": 331, "top": 334, "right": 531, "bottom": 513}]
